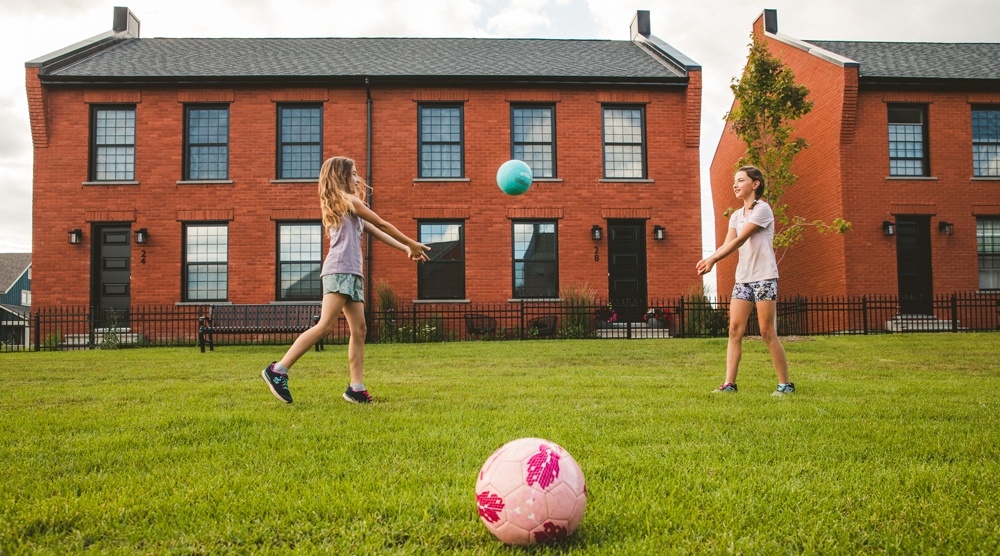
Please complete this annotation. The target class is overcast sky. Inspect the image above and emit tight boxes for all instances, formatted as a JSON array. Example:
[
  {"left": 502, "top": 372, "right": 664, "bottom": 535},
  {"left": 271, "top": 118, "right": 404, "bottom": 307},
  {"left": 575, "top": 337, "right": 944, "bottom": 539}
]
[{"left": 2, "top": 0, "right": 999, "bottom": 269}]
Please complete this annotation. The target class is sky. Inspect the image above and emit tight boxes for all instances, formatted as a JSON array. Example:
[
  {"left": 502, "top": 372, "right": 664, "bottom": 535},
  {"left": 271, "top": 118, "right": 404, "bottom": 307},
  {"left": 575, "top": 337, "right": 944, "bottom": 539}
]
[{"left": 2, "top": 0, "right": 999, "bottom": 289}]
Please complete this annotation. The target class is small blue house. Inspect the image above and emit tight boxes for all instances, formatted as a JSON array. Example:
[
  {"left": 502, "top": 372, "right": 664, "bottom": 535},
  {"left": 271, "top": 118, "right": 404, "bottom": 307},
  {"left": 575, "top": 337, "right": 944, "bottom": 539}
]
[{"left": 0, "top": 253, "right": 32, "bottom": 348}]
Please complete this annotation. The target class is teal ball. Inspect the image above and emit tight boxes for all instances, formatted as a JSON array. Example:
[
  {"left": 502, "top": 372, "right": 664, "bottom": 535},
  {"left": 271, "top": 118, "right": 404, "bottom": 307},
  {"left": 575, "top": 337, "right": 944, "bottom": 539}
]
[{"left": 496, "top": 160, "right": 533, "bottom": 196}]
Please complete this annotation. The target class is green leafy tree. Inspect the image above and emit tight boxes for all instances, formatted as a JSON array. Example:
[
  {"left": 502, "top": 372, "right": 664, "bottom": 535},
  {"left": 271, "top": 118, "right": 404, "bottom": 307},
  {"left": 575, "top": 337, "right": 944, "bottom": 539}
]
[{"left": 725, "top": 35, "right": 850, "bottom": 258}]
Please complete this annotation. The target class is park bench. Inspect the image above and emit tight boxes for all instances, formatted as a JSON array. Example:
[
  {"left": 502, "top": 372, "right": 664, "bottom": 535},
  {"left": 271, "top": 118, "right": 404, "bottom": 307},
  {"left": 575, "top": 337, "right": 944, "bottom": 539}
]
[
  {"left": 198, "top": 304, "right": 323, "bottom": 352},
  {"left": 527, "top": 315, "right": 558, "bottom": 338}
]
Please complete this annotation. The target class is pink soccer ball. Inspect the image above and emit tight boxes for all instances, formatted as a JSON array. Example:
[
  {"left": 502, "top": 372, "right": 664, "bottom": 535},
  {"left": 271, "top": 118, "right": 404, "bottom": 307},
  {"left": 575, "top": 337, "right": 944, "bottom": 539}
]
[{"left": 475, "top": 437, "right": 587, "bottom": 545}]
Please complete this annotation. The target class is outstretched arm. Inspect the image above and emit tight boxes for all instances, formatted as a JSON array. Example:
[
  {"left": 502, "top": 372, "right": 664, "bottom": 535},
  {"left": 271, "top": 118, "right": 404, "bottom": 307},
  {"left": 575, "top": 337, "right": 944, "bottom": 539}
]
[
  {"left": 696, "top": 223, "right": 760, "bottom": 275},
  {"left": 352, "top": 197, "right": 430, "bottom": 261}
]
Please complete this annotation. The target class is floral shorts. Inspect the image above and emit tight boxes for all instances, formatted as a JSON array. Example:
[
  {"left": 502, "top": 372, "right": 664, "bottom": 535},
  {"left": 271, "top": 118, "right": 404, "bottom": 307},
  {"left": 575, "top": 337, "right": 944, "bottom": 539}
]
[
  {"left": 322, "top": 273, "right": 365, "bottom": 303},
  {"left": 732, "top": 278, "right": 778, "bottom": 303}
]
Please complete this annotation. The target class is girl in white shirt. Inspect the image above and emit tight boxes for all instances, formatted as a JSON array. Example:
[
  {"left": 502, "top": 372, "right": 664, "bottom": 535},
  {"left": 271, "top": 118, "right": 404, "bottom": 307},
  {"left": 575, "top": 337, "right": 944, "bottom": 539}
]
[{"left": 696, "top": 166, "right": 793, "bottom": 396}]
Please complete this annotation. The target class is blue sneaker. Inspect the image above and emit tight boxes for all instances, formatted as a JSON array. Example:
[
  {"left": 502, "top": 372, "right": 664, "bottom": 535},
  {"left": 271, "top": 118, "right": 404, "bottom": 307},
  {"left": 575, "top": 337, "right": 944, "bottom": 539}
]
[
  {"left": 712, "top": 382, "right": 738, "bottom": 393},
  {"left": 772, "top": 383, "right": 795, "bottom": 397},
  {"left": 343, "top": 386, "right": 372, "bottom": 404},
  {"left": 262, "top": 362, "right": 292, "bottom": 403}
]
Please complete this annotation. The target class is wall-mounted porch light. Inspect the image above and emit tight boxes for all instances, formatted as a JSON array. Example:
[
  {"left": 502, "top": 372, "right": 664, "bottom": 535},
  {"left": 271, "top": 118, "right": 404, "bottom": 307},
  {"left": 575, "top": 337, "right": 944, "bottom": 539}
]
[
  {"left": 591, "top": 225, "right": 603, "bottom": 241},
  {"left": 135, "top": 228, "right": 149, "bottom": 244},
  {"left": 68, "top": 229, "right": 83, "bottom": 245},
  {"left": 652, "top": 225, "right": 666, "bottom": 241},
  {"left": 882, "top": 221, "right": 896, "bottom": 237},
  {"left": 938, "top": 221, "right": 954, "bottom": 236}
]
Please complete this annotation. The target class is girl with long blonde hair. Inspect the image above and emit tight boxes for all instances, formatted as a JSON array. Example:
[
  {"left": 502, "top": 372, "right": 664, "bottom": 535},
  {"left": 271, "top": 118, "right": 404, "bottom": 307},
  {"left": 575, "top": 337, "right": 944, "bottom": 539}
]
[{"left": 262, "top": 156, "right": 429, "bottom": 404}]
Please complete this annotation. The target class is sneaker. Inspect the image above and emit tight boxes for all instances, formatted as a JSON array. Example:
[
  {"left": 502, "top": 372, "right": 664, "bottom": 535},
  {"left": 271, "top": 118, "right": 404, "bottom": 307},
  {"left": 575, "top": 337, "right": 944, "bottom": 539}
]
[
  {"left": 343, "top": 386, "right": 372, "bottom": 404},
  {"left": 712, "top": 382, "right": 738, "bottom": 393},
  {"left": 262, "top": 362, "right": 293, "bottom": 403},
  {"left": 772, "top": 383, "right": 795, "bottom": 397}
]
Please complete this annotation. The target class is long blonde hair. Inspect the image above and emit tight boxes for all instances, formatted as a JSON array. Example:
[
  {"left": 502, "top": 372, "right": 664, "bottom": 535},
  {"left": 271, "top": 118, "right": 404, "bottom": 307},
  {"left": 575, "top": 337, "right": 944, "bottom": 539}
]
[{"left": 318, "top": 156, "right": 366, "bottom": 230}]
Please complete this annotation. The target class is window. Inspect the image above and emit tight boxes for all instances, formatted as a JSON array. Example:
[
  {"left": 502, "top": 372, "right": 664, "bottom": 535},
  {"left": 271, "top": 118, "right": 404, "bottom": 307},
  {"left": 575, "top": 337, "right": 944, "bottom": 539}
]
[
  {"left": 278, "top": 105, "right": 322, "bottom": 179},
  {"left": 511, "top": 105, "right": 555, "bottom": 178},
  {"left": 91, "top": 106, "right": 135, "bottom": 181},
  {"left": 973, "top": 106, "right": 1000, "bottom": 178},
  {"left": 418, "top": 221, "right": 465, "bottom": 299},
  {"left": 418, "top": 105, "right": 463, "bottom": 178},
  {"left": 603, "top": 106, "right": 646, "bottom": 179},
  {"left": 183, "top": 224, "right": 228, "bottom": 301},
  {"left": 277, "top": 223, "right": 322, "bottom": 300},
  {"left": 185, "top": 105, "right": 229, "bottom": 180},
  {"left": 888, "top": 105, "right": 929, "bottom": 177},
  {"left": 978, "top": 217, "right": 1000, "bottom": 290},
  {"left": 513, "top": 221, "right": 558, "bottom": 298}
]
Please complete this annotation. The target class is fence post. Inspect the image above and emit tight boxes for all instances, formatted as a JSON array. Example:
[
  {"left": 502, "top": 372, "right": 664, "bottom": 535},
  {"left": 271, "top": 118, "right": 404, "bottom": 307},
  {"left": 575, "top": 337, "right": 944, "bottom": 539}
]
[
  {"left": 951, "top": 293, "right": 958, "bottom": 332},
  {"left": 34, "top": 310, "right": 41, "bottom": 351},
  {"left": 677, "top": 297, "right": 685, "bottom": 338},
  {"left": 862, "top": 295, "right": 868, "bottom": 335},
  {"left": 411, "top": 303, "right": 418, "bottom": 343},
  {"left": 519, "top": 300, "right": 525, "bottom": 341}
]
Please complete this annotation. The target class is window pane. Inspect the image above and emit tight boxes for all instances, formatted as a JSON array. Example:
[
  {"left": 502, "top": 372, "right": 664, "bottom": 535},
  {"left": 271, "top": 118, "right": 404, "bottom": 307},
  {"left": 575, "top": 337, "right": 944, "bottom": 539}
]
[
  {"left": 185, "top": 224, "right": 228, "bottom": 301},
  {"left": 513, "top": 222, "right": 557, "bottom": 298},
  {"left": 419, "top": 106, "right": 463, "bottom": 178},
  {"left": 279, "top": 223, "right": 322, "bottom": 300},
  {"left": 279, "top": 106, "right": 322, "bottom": 179},
  {"left": 888, "top": 105, "right": 926, "bottom": 177},
  {"left": 418, "top": 222, "right": 464, "bottom": 299},
  {"left": 512, "top": 106, "right": 555, "bottom": 178},
  {"left": 603, "top": 107, "right": 645, "bottom": 179},
  {"left": 187, "top": 107, "right": 229, "bottom": 180},
  {"left": 93, "top": 107, "right": 135, "bottom": 180},
  {"left": 973, "top": 107, "right": 1000, "bottom": 177}
]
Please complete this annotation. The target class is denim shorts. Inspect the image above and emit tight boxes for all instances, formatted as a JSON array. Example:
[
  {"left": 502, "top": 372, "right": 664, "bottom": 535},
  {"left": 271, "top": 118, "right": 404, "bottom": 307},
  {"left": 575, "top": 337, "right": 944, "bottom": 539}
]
[
  {"left": 732, "top": 278, "right": 778, "bottom": 303},
  {"left": 322, "top": 273, "right": 365, "bottom": 302}
]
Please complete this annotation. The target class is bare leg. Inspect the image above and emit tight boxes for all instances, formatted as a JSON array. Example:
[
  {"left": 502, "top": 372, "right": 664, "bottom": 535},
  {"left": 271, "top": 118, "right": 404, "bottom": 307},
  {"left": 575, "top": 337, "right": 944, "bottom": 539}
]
[
  {"left": 341, "top": 300, "right": 368, "bottom": 385},
  {"left": 755, "top": 299, "right": 790, "bottom": 384},
  {"left": 278, "top": 292, "right": 347, "bottom": 370},
  {"left": 726, "top": 299, "right": 753, "bottom": 384}
]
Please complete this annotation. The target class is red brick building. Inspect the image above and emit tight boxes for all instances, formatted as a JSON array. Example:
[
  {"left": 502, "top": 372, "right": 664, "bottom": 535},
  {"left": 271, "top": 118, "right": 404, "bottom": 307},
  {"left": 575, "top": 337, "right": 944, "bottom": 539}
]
[
  {"left": 26, "top": 8, "right": 702, "bottom": 318},
  {"left": 711, "top": 9, "right": 1000, "bottom": 315}
]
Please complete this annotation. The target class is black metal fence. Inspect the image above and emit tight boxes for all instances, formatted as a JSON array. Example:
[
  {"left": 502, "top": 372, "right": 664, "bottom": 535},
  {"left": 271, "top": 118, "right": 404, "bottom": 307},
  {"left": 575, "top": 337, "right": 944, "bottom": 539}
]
[{"left": 2, "top": 291, "right": 997, "bottom": 352}]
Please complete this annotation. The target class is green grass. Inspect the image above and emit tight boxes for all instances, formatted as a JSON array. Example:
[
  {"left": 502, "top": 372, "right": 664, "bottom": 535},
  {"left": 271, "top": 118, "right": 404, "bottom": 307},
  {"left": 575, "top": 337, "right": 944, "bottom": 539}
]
[{"left": 3, "top": 334, "right": 999, "bottom": 554}]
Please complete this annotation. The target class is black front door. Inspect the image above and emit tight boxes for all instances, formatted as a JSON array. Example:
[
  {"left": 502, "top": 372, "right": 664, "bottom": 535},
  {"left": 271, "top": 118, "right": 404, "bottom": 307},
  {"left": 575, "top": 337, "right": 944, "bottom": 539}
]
[
  {"left": 606, "top": 219, "right": 647, "bottom": 321},
  {"left": 92, "top": 225, "right": 132, "bottom": 326},
  {"left": 895, "top": 216, "right": 933, "bottom": 315}
]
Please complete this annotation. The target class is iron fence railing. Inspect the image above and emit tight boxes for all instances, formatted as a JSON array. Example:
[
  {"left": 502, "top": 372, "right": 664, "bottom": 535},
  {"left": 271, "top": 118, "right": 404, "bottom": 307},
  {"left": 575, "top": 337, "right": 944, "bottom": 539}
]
[{"left": 1, "top": 291, "right": 997, "bottom": 352}]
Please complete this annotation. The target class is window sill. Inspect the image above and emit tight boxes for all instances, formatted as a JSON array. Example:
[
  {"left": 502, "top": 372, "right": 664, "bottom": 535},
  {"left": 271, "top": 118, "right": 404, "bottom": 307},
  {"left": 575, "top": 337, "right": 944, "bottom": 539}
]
[
  {"left": 971, "top": 177, "right": 1000, "bottom": 182},
  {"left": 885, "top": 176, "right": 938, "bottom": 181},
  {"left": 413, "top": 299, "right": 470, "bottom": 304},
  {"left": 270, "top": 179, "right": 317, "bottom": 184},
  {"left": 413, "top": 178, "right": 471, "bottom": 184},
  {"left": 508, "top": 298, "right": 563, "bottom": 303},
  {"left": 82, "top": 180, "right": 140, "bottom": 186},
  {"left": 598, "top": 178, "right": 654, "bottom": 184},
  {"left": 176, "top": 180, "right": 234, "bottom": 186},
  {"left": 176, "top": 301, "right": 224, "bottom": 306}
]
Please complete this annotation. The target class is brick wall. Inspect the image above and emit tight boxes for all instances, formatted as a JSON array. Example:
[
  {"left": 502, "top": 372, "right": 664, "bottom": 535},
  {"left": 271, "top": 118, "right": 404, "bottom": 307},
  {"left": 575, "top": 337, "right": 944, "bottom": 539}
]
[
  {"left": 30, "top": 78, "right": 703, "bottom": 308},
  {"left": 710, "top": 14, "right": 1000, "bottom": 301}
]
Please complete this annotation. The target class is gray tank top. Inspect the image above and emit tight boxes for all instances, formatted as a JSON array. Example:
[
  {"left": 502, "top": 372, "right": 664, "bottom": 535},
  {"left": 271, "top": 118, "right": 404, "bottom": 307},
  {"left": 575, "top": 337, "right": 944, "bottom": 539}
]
[{"left": 320, "top": 212, "right": 364, "bottom": 277}]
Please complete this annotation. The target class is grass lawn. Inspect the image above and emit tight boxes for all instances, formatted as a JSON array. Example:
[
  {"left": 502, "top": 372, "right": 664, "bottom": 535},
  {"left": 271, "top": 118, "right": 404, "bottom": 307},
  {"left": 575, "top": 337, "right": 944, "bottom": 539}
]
[{"left": 3, "top": 334, "right": 999, "bottom": 554}]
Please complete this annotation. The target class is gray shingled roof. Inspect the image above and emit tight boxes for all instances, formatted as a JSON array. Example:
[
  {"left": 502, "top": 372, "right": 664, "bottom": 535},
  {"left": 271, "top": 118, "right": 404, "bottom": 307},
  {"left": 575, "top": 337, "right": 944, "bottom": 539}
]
[
  {"left": 805, "top": 41, "right": 1000, "bottom": 81},
  {"left": 0, "top": 253, "right": 31, "bottom": 293},
  {"left": 41, "top": 37, "right": 687, "bottom": 83}
]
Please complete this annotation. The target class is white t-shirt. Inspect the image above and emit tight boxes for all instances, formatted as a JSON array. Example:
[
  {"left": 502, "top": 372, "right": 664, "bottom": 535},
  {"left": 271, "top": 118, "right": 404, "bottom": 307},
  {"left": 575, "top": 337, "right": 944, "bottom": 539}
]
[{"left": 728, "top": 200, "right": 779, "bottom": 283}]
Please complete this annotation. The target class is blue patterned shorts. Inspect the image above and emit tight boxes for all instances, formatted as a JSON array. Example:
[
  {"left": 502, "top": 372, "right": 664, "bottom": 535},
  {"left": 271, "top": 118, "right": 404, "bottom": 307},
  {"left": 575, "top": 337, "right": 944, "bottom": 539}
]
[
  {"left": 322, "top": 273, "right": 365, "bottom": 302},
  {"left": 732, "top": 279, "right": 778, "bottom": 303}
]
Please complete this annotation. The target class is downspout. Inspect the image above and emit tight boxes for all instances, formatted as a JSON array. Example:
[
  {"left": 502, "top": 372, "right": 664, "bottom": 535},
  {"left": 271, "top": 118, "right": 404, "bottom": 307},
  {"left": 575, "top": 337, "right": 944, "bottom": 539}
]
[{"left": 365, "top": 78, "right": 374, "bottom": 334}]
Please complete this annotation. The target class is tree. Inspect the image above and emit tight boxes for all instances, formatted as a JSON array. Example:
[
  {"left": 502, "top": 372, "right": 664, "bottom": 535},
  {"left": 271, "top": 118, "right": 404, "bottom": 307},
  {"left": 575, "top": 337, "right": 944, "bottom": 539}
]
[{"left": 725, "top": 34, "right": 850, "bottom": 258}]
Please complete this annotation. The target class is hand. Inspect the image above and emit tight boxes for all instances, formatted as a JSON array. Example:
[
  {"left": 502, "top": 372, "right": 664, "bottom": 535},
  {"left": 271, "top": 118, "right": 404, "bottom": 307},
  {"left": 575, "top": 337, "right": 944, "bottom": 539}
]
[
  {"left": 407, "top": 242, "right": 430, "bottom": 262},
  {"left": 695, "top": 258, "right": 714, "bottom": 275}
]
